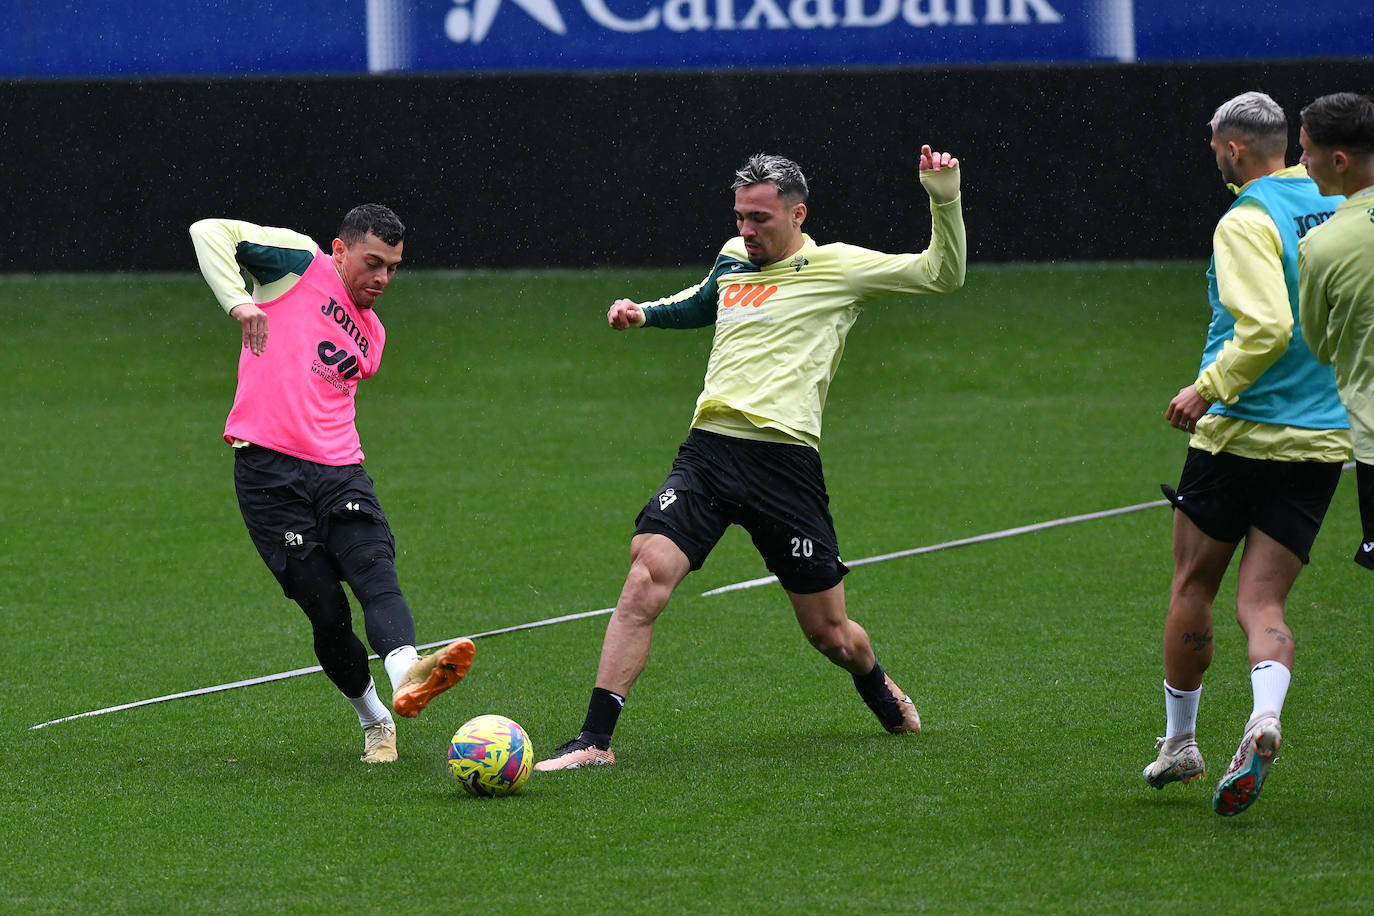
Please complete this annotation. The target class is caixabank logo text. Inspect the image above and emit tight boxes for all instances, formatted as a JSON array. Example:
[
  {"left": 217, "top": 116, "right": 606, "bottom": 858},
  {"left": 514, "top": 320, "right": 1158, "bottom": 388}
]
[
  {"left": 366, "top": 0, "right": 1136, "bottom": 71},
  {"left": 444, "top": 0, "right": 1064, "bottom": 42}
]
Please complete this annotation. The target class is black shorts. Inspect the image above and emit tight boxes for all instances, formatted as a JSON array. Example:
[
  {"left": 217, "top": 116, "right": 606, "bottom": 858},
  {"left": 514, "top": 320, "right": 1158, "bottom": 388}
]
[
  {"left": 1162, "top": 447, "right": 1342, "bottom": 564},
  {"left": 634, "top": 429, "right": 849, "bottom": 594},
  {"left": 233, "top": 445, "right": 396, "bottom": 590},
  {"left": 1354, "top": 461, "right": 1374, "bottom": 571}
]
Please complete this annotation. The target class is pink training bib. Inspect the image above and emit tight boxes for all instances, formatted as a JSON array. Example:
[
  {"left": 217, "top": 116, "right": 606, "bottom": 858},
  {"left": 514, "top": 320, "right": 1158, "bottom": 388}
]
[{"left": 224, "top": 249, "right": 386, "bottom": 465}]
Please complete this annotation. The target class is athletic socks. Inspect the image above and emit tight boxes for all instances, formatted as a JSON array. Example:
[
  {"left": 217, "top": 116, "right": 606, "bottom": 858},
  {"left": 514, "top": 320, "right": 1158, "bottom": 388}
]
[
  {"left": 853, "top": 661, "right": 901, "bottom": 723},
  {"left": 1249, "top": 660, "right": 1291, "bottom": 721},
  {"left": 1163, "top": 680, "right": 1201, "bottom": 740},
  {"left": 347, "top": 678, "right": 394, "bottom": 729},
  {"left": 383, "top": 645, "right": 421, "bottom": 693},
  {"left": 578, "top": 687, "right": 625, "bottom": 748},
  {"left": 1160, "top": 663, "right": 1287, "bottom": 740}
]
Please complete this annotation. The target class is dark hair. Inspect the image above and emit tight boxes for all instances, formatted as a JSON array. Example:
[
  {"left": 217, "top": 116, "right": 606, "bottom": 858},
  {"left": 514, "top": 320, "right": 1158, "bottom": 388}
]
[
  {"left": 339, "top": 203, "right": 405, "bottom": 247},
  {"left": 1300, "top": 92, "right": 1374, "bottom": 154}
]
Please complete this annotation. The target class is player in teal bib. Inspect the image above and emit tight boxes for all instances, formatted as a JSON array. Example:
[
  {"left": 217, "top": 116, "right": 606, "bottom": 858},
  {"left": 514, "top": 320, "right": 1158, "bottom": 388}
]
[
  {"left": 1146, "top": 93, "right": 1350, "bottom": 818},
  {"left": 1200, "top": 175, "right": 1345, "bottom": 428}
]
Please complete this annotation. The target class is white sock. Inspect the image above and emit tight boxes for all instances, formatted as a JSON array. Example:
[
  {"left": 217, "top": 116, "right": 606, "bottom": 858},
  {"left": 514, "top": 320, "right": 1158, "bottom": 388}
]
[
  {"left": 346, "top": 679, "right": 393, "bottom": 729},
  {"left": 1249, "top": 660, "right": 1291, "bottom": 721},
  {"left": 1163, "top": 680, "right": 1201, "bottom": 739},
  {"left": 384, "top": 645, "right": 421, "bottom": 693}
]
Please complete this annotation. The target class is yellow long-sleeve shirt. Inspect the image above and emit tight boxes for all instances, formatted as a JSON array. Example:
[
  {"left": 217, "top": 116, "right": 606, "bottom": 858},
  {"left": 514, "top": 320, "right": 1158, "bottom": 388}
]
[
  {"left": 1300, "top": 185, "right": 1374, "bottom": 461},
  {"left": 638, "top": 174, "right": 965, "bottom": 450},
  {"left": 189, "top": 218, "right": 320, "bottom": 312}
]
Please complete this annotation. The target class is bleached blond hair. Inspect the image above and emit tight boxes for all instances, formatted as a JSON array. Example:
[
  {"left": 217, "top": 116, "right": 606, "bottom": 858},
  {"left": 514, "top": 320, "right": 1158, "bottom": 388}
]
[{"left": 1210, "top": 91, "right": 1289, "bottom": 159}]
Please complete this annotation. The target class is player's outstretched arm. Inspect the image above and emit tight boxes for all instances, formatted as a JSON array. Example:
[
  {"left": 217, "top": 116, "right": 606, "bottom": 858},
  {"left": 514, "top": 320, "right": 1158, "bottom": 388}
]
[
  {"left": 607, "top": 298, "right": 646, "bottom": 330},
  {"left": 910, "top": 143, "right": 966, "bottom": 291},
  {"left": 918, "top": 144, "right": 961, "bottom": 204}
]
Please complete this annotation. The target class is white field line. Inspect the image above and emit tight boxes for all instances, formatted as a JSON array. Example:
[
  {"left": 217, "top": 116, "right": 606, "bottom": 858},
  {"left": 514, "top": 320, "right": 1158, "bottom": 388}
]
[
  {"left": 30, "top": 497, "right": 1174, "bottom": 730},
  {"left": 701, "top": 499, "right": 1170, "bottom": 595},
  {"left": 27, "top": 607, "right": 615, "bottom": 730}
]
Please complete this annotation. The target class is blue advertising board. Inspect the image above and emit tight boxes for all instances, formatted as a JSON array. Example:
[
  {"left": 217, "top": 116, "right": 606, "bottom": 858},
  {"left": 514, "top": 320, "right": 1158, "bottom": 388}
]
[
  {"left": 392, "top": 0, "right": 1136, "bottom": 71},
  {"left": 2, "top": 0, "right": 1369, "bottom": 77}
]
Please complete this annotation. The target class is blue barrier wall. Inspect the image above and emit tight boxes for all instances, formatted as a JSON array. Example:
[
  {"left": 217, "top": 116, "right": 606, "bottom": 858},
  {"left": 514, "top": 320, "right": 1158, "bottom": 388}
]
[
  {"left": 4, "top": 0, "right": 1370, "bottom": 77},
  {"left": 2, "top": 60, "right": 1370, "bottom": 271}
]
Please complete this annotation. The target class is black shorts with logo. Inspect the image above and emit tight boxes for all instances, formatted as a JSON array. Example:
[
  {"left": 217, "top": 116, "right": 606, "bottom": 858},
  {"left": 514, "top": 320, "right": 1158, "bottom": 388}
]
[
  {"left": 233, "top": 445, "right": 395, "bottom": 590},
  {"left": 634, "top": 429, "right": 849, "bottom": 594},
  {"left": 1162, "top": 446, "right": 1342, "bottom": 564}
]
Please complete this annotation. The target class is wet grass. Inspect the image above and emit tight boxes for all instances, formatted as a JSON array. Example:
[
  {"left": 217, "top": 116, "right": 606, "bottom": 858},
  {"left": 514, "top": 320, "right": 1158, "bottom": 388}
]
[{"left": 5, "top": 263, "right": 1371, "bottom": 913}]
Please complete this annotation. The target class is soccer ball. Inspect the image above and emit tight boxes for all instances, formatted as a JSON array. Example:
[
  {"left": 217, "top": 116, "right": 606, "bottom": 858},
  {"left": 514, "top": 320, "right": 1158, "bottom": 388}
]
[{"left": 448, "top": 714, "right": 533, "bottom": 797}]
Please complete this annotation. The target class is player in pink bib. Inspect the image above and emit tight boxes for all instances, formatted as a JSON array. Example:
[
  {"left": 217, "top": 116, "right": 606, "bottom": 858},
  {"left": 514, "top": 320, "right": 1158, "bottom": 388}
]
[
  {"left": 222, "top": 245, "right": 385, "bottom": 465},
  {"left": 191, "top": 204, "right": 473, "bottom": 764}
]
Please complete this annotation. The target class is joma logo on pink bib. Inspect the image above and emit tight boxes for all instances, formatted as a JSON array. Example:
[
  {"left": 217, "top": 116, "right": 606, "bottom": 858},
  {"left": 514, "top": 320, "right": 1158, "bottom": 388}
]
[{"left": 320, "top": 298, "right": 372, "bottom": 356}]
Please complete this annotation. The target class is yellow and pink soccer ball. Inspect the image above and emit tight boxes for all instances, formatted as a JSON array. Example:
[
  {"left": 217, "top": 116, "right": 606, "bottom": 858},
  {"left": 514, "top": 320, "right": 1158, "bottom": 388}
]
[{"left": 448, "top": 714, "right": 533, "bottom": 797}]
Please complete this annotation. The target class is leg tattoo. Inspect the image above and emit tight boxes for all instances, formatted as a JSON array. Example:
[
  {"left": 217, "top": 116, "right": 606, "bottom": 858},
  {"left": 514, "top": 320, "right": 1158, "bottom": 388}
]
[{"left": 1182, "top": 631, "right": 1214, "bottom": 652}]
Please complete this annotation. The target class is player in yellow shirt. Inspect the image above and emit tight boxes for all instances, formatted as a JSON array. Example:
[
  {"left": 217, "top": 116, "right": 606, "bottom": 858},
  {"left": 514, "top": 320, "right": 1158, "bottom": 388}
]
[
  {"left": 537, "top": 147, "right": 965, "bottom": 771},
  {"left": 1298, "top": 92, "right": 1374, "bottom": 568},
  {"left": 1143, "top": 92, "right": 1348, "bottom": 816}
]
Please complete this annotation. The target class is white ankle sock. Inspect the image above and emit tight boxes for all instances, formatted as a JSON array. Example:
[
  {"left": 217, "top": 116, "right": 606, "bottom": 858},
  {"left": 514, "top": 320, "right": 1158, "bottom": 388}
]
[
  {"left": 1163, "top": 680, "right": 1201, "bottom": 739},
  {"left": 1249, "top": 660, "right": 1291, "bottom": 721},
  {"left": 347, "top": 679, "right": 393, "bottom": 729},
  {"left": 384, "top": 645, "right": 421, "bottom": 692}
]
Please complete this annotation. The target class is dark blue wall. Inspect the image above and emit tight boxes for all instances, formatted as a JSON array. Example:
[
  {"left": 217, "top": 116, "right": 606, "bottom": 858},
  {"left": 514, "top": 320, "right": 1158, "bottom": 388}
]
[{"left": 3, "top": 60, "right": 1370, "bottom": 272}]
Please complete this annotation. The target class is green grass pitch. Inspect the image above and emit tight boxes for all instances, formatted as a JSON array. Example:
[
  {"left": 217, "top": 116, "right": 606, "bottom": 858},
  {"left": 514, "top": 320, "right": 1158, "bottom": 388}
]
[{"left": 4, "top": 263, "right": 1372, "bottom": 912}]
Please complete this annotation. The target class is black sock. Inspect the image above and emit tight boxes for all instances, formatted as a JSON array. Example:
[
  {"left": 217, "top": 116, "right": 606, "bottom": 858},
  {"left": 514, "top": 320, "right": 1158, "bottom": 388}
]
[
  {"left": 853, "top": 661, "right": 900, "bottom": 723},
  {"left": 579, "top": 687, "right": 625, "bottom": 748}
]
